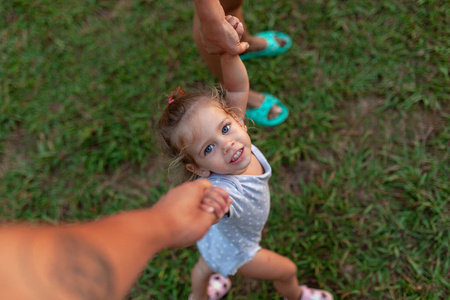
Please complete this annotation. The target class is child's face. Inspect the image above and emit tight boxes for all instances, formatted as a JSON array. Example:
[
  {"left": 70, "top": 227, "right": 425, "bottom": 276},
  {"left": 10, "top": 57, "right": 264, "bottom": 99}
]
[{"left": 184, "top": 104, "right": 252, "bottom": 177}]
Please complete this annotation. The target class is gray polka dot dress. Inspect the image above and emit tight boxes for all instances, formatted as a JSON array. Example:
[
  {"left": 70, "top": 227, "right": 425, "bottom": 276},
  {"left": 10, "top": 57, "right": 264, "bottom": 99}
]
[{"left": 197, "top": 145, "right": 272, "bottom": 277}]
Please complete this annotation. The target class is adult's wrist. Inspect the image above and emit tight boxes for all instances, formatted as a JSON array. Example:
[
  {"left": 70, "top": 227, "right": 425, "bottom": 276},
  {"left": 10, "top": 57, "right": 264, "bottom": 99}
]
[
  {"left": 194, "top": 0, "right": 225, "bottom": 24},
  {"left": 111, "top": 208, "right": 172, "bottom": 254}
]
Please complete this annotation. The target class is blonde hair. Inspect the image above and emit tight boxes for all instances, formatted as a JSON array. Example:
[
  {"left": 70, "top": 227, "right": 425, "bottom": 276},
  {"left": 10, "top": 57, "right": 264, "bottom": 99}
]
[{"left": 157, "top": 84, "right": 234, "bottom": 182}]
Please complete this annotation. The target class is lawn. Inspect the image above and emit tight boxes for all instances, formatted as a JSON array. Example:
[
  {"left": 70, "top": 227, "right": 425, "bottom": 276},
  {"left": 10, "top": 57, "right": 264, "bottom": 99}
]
[{"left": 1, "top": 0, "right": 449, "bottom": 299}]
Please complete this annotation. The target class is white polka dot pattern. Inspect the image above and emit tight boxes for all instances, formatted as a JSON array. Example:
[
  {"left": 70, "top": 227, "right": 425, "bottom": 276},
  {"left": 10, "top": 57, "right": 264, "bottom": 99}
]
[{"left": 197, "top": 145, "right": 272, "bottom": 277}]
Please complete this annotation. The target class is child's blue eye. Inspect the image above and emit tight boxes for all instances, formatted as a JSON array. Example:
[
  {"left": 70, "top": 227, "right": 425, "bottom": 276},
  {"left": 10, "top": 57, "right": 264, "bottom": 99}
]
[
  {"left": 205, "top": 144, "right": 214, "bottom": 154},
  {"left": 222, "top": 124, "right": 230, "bottom": 134}
]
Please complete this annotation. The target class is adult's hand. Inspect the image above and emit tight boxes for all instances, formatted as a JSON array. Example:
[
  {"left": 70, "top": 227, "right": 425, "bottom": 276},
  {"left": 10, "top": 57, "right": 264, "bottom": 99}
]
[
  {"left": 200, "top": 17, "right": 248, "bottom": 55},
  {"left": 152, "top": 179, "right": 231, "bottom": 248},
  {"left": 194, "top": 0, "right": 248, "bottom": 55}
]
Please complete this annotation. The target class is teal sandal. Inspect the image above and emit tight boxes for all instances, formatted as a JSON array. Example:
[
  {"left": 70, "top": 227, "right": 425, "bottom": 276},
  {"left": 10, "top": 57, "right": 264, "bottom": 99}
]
[
  {"left": 240, "top": 31, "right": 292, "bottom": 61},
  {"left": 245, "top": 93, "right": 289, "bottom": 126}
]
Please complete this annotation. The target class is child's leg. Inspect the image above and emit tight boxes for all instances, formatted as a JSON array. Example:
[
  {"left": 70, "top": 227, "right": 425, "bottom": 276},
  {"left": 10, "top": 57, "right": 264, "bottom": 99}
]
[
  {"left": 191, "top": 256, "right": 214, "bottom": 300},
  {"left": 236, "top": 249, "right": 301, "bottom": 300}
]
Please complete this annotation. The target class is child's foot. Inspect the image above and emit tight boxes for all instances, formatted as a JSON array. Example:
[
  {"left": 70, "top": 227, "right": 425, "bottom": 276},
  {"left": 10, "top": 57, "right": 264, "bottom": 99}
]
[
  {"left": 298, "top": 285, "right": 334, "bottom": 300},
  {"left": 189, "top": 274, "right": 231, "bottom": 300}
]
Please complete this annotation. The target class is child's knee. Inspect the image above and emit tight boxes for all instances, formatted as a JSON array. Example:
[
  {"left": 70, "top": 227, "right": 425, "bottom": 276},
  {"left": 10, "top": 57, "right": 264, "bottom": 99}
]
[{"left": 280, "top": 259, "right": 297, "bottom": 281}]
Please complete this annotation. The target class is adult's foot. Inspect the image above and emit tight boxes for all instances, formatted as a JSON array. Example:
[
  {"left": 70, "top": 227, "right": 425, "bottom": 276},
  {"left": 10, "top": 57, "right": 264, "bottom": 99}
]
[
  {"left": 247, "top": 90, "right": 282, "bottom": 120},
  {"left": 243, "top": 34, "right": 288, "bottom": 54}
]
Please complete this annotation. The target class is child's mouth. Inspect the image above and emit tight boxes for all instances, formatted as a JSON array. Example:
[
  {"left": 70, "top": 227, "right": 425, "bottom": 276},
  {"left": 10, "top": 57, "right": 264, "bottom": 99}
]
[{"left": 230, "top": 148, "right": 244, "bottom": 163}]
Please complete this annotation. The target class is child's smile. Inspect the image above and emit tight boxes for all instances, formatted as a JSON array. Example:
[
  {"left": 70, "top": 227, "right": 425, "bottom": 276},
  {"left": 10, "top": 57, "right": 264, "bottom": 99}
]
[
  {"left": 184, "top": 104, "right": 252, "bottom": 177},
  {"left": 230, "top": 148, "right": 244, "bottom": 164}
]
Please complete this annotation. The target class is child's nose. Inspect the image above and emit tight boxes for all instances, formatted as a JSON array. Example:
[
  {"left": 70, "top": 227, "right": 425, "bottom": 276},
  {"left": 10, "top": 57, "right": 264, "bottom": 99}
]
[{"left": 222, "top": 139, "right": 234, "bottom": 153}]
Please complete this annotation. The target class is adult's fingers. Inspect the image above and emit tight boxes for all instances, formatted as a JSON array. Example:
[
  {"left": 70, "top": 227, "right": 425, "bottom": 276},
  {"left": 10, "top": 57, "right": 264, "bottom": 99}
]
[
  {"left": 236, "top": 42, "right": 249, "bottom": 55},
  {"left": 194, "top": 179, "right": 214, "bottom": 191}
]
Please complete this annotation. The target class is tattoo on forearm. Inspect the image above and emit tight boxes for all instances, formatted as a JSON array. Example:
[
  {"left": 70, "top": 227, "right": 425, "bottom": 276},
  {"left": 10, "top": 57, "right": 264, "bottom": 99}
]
[
  {"left": 50, "top": 234, "right": 115, "bottom": 300},
  {"left": 19, "top": 232, "right": 116, "bottom": 300}
]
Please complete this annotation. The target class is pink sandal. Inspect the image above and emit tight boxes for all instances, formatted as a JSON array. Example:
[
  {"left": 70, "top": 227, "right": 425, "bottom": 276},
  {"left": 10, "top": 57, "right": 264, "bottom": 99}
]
[
  {"left": 285, "top": 285, "right": 333, "bottom": 300},
  {"left": 189, "top": 273, "right": 232, "bottom": 300}
]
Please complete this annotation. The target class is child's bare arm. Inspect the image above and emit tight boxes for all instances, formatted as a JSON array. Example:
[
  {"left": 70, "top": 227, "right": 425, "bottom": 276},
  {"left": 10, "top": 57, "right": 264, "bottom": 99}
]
[{"left": 220, "top": 16, "right": 249, "bottom": 120}]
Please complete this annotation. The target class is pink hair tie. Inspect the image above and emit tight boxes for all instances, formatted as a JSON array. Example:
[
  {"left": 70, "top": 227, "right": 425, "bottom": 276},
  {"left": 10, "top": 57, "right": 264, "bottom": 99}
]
[{"left": 168, "top": 97, "right": 175, "bottom": 104}]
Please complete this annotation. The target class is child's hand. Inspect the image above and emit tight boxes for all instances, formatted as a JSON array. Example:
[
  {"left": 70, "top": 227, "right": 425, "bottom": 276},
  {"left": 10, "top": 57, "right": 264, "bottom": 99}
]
[
  {"left": 200, "top": 186, "right": 232, "bottom": 220},
  {"left": 225, "top": 15, "right": 245, "bottom": 42}
]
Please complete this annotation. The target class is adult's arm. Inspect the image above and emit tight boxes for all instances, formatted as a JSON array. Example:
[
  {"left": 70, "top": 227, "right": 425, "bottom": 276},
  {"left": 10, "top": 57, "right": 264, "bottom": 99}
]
[
  {"left": 193, "top": 0, "right": 248, "bottom": 55},
  {"left": 0, "top": 180, "right": 230, "bottom": 300}
]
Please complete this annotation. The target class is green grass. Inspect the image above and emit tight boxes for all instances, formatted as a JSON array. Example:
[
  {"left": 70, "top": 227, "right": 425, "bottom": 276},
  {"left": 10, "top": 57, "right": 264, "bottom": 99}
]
[{"left": 1, "top": 0, "right": 449, "bottom": 299}]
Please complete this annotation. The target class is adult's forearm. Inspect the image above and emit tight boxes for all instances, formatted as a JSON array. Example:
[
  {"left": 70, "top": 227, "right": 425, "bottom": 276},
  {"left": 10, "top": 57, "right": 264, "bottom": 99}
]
[
  {"left": 193, "top": 0, "right": 225, "bottom": 24},
  {"left": 0, "top": 210, "right": 168, "bottom": 300},
  {"left": 0, "top": 180, "right": 225, "bottom": 300}
]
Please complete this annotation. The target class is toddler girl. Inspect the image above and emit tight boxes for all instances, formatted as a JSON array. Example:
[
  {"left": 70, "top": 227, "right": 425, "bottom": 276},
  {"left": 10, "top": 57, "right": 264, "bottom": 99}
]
[{"left": 157, "top": 15, "right": 333, "bottom": 300}]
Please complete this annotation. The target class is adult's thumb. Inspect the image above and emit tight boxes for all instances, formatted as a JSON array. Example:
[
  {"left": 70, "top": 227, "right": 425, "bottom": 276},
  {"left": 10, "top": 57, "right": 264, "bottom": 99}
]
[
  {"left": 236, "top": 42, "right": 250, "bottom": 55},
  {"left": 194, "top": 179, "right": 213, "bottom": 190}
]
